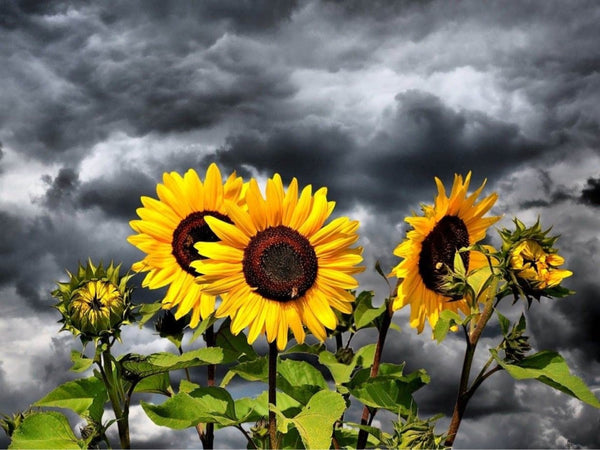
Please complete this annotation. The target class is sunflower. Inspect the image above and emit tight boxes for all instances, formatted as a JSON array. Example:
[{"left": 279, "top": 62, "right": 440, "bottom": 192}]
[
  {"left": 390, "top": 172, "right": 500, "bottom": 333},
  {"left": 53, "top": 260, "right": 134, "bottom": 342},
  {"left": 510, "top": 239, "right": 572, "bottom": 290},
  {"left": 192, "top": 174, "right": 364, "bottom": 350},
  {"left": 128, "top": 164, "right": 246, "bottom": 327}
]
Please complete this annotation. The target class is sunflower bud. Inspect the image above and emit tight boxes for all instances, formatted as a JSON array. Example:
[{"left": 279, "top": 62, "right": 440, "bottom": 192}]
[
  {"left": 155, "top": 310, "right": 187, "bottom": 344},
  {"left": 500, "top": 319, "right": 531, "bottom": 363},
  {"left": 392, "top": 415, "right": 445, "bottom": 449},
  {"left": 53, "top": 260, "right": 135, "bottom": 343},
  {"left": 250, "top": 417, "right": 269, "bottom": 444},
  {"left": 1, "top": 409, "right": 36, "bottom": 438},
  {"left": 500, "top": 219, "right": 573, "bottom": 302}
]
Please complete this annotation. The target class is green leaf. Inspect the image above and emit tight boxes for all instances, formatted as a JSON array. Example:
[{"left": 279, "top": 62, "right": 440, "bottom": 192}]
[
  {"left": 179, "top": 379, "right": 200, "bottom": 394},
  {"left": 121, "top": 347, "right": 231, "bottom": 380},
  {"left": 35, "top": 377, "right": 106, "bottom": 421},
  {"left": 289, "top": 390, "right": 346, "bottom": 449},
  {"left": 318, "top": 344, "right": 376, "bottom": 386},
  {"left": 433, "top": 310, "right": 462, "bottom": 343},
  {"left": 319, "top": 351, "right": 355, "bottom": 385},
  {"left": 491, "top": 350, "right": 600, "bottom": 408},
  {"left": 134, "top": 373, "right": 172, "bottom": 396},
  {"left": 354, "top": 291, "right": 386, "bottom": 330},
  {"left": 283, "top": 342, "right": 325, "bottom": 355},
  {"left": 233, "top": 397, "right": 264, "bottom": 423},
  {"left": 189, "top": 313, "right": 217, "bottom": 344},
  {"left": 142, "top": 386, "right": 239, "bottom": 429},
  {"left": 236, "top": 390, "right": 301, "bottom": 424},
  {"left": 9, "top": 411, "right": 83, "bottom": 449},
  {"left": 69, "top": 351, "right": 93, "bottom": 373},
  {"left": 277, "top": 359, "right": 328, "bottom": 405},
  {"left": 348, "top": 369, "right": 429, "bottom": 416},
  {"left": 142, "top": 393, "right": 208, "bottom": 429},
  {"left": 334, "top": 425, "right": 382, "bottom": 449},
  {"left": 221, "top": 357, "right": 269, "bottom": 387},
  {"left": 138, "top": 302, "right": 163, "bottom": 327},
  {"left": 215, "top": 323, "right": 258, "bottom": 361}
]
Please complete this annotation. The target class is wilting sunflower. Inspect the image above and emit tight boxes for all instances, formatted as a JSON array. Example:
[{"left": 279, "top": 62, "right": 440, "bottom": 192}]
[
  {"left": 391, "top": 172, "right": 500, "bottom": 333},
  {"left": 192, "top": 174, "right": 364, "bottom": 350},
  {"left": 128, "top": 164, "right": 246, "bottom": 327}
]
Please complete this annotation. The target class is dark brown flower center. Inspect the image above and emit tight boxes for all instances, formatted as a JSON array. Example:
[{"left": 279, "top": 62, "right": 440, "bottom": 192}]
[
  {"left": 418, "top": 215, "right": 470, "bottom": 296},
  {"left": 90, "top": 295, "right": 104, "bottom": 311},
  {"left": 243, "top": 225, "right": 318, "bottom": 302},
  {"left": 172, "top": 211, "right": 230, "bottom": 275}
]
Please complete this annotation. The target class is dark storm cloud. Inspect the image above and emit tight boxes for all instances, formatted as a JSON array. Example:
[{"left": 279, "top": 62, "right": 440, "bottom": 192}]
[
  {"left": 213, "top": 90, "right": 546, "bottom": 220},
  {"left": 40, "top": 167, "right": 80, "bottom": 209},
  {"left": 580, "top": 176, "right": 600, "bottom": 206},
  {"left": 76, "top": 169, "right": 156, "bottom": 220},
  {"left": 211, "top": 124, "right": 356, "bottom": 204},
  {"left": 0, "top": 1, "right": 298, "bottom": 163}
]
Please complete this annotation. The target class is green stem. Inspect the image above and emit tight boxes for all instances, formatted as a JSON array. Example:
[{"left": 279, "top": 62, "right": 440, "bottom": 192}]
[
  {"left": 194, "top": 325, "right": 216, "bottom": 449},
  {"left": 445, "top": 277, "right": 499, "bottom": 447},
  {"left": 177, "top": 345, "right": 192, "bottom": 382},
  {"left": 101, "top": 348, "right": 130, "bottom": 448},
  {"left": 268, "top": 341, "right": 279, "bottom": 450},
  {"left": 204, "top": 325, "right": 216, "bottom": 449},
  {"left": 356, "top": 300, "right": 394, "bottom": 449},
  {"left": 235, "top": 425, "right": 257, "bottom": 449}
]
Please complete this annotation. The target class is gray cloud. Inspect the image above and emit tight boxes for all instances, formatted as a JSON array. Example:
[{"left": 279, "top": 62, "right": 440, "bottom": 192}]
[{"left": 2, "top": 0, "right": 600, "bottom": 448}]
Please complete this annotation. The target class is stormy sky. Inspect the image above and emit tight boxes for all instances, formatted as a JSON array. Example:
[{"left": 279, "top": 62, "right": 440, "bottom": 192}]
[{"left": 1, "top": 1, "right": 599, "bottom": 448}]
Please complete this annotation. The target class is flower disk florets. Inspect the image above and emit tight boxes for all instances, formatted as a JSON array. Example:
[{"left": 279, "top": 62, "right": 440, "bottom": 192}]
[{"left": 53, "top": 260, "right": 135, "bottom": 343}]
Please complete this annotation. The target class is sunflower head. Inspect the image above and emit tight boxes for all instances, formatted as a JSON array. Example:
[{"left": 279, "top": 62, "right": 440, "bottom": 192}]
[
  {"left": 127, "top": 164, "right": 246, "bottom": 328},
  {"left": 390, "top": 172, "right": 500, "bottom": 333},
  {"left": 193, "top": 174, "right": 364, "bottom": 350},
  {"left": 154, "top": 310, "right": 187, "bottom": 345},
  {"left": 501, "top": 218, "right": 573, "bottom": 302},
  {"left": 53, "top": 260, "right": 135, "bottom": 343}
]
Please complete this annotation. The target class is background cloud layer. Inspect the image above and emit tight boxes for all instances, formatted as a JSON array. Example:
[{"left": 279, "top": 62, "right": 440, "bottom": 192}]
[{"left": 1, "top": 1, "right": 599, "bottom": 448}]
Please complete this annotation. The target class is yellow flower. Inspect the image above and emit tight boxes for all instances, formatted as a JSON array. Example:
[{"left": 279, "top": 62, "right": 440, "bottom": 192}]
[
  {"left": 391, "top": 172, "right": 500, "bottom": 333},
  {"left": 128, "top": 164, "right": 246, "bottom": 327},
  {"left": 193, "top": 174, "right": 364, "bottom": 350},
  {"left": 510, "top": 240, "right": 572, "bottom": 289}
]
